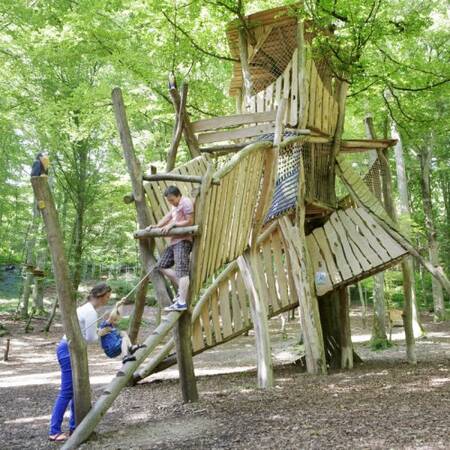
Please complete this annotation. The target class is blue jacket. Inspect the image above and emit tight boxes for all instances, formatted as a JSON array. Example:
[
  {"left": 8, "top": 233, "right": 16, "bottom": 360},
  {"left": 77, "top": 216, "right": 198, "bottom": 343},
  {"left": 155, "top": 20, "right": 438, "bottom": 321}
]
[{"left": 99, "top": 320, "right": 122, "bottom": 358}]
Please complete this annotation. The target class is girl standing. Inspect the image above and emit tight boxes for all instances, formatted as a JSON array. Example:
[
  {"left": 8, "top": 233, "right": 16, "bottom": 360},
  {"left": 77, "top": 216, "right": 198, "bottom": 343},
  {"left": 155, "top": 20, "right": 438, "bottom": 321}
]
[{"left": 48, "top": 283, "right": 111, "bottom": 442}]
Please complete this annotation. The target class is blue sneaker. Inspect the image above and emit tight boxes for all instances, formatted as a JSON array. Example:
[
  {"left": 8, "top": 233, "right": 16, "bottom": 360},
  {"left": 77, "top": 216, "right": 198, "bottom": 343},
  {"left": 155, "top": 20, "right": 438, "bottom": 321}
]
[{"left": 164, "top": 301, "right": 187, "bottom": 312}]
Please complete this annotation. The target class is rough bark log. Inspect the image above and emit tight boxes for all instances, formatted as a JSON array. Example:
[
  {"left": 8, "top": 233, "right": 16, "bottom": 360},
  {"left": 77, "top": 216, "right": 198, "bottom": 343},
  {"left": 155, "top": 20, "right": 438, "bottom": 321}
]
[
  {"left": 237, "top": 253, "right": 274, "bottom": 388},
  {"left": 134, "top": 226, "right": 199, "bottom": 240},
  {"left": 112, "top": 87, "right": 172, "bottom": 342},
  {"left": 279, "top": 216, "right": 327, "bottom": 375},
  {"left": 143, "top": 173, "right": 203, "bottom": 183},
  {"left": 31, "top": 176, "right": 92, "bottom": 426}
]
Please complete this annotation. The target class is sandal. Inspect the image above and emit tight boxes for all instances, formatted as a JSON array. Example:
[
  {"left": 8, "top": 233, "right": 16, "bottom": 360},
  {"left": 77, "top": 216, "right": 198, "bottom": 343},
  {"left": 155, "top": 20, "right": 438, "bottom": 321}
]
[{"left": 48, "top": 432, "right": 68, "bottom": 442}]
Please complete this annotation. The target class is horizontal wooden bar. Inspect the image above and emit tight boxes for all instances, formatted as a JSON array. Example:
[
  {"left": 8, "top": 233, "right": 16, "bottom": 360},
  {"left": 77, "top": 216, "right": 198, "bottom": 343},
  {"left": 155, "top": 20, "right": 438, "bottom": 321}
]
[
  {"left": 143, "top": 173, "right": 202, "bottom": 183},
  {"left": 191, "top": 110, "right": 276, "bottom": 133},
  {"left": 198, "top": 123, "right": 276, "bottom": 144},
  {"left": 341, "top": 139, "right": 397, "bottom": 151},
  {"left": 134, "top": 225, "right": 199, "bottom": 239}
]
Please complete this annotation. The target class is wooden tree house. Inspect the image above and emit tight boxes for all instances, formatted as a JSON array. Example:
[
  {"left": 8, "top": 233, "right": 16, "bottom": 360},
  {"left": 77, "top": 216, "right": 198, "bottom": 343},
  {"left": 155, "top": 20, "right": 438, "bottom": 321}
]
[{"left": 65, "top": 5, "right": 450, "bottom": 448}]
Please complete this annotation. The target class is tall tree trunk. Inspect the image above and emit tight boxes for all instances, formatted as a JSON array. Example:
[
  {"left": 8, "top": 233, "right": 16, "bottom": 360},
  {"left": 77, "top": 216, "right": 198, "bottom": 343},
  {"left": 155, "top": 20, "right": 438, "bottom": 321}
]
[
  {"left": 21, "top": 201, "right": 39, "bottom": 318},
  {"left": 364, "top": 115, "right": 389, "bottom": 347},
  {"left": 32, "top": 236, "right": 47, "bottom": 313},
  {"left": 418, "top": 141, "right": 445, "bottom": 321},
  {"left": 391, "top": 122, "right": 418, "bottom": 363},
  {"left": 71, "top": 143, "right": 88, "bottom": 293}
]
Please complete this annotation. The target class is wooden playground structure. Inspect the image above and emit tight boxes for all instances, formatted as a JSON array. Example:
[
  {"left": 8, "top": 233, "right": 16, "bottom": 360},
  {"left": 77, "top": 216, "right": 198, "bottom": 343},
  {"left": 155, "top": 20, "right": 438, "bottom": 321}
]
[{"left": 48, "top": 6, "right": 450, "bottom": 448}]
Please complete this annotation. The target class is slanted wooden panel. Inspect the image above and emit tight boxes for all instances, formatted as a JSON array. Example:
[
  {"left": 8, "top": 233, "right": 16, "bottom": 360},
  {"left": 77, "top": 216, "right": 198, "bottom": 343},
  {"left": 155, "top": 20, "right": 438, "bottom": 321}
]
[
  {"left": 336, "top": 155, "right": 397, "bottom": 229},
  {"left": 303, "top": 208, "right": 409, "bottom": 296},
  {"left": 311, "top": 227, "right": 342, "bottom": 285}
]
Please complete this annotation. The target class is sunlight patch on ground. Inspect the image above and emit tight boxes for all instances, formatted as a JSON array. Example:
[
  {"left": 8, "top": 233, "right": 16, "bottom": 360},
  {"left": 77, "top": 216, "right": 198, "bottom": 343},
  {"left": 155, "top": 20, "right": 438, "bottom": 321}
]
[{"left": 4, "top": 413, "right": 52, "bottom": 424}]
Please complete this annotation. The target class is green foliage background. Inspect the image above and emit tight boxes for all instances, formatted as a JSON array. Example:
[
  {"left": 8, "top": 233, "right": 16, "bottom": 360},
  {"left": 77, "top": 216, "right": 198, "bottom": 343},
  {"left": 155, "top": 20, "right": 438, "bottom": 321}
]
[{"left": 0, "top": 1, "right": 448, "bottom": 305}]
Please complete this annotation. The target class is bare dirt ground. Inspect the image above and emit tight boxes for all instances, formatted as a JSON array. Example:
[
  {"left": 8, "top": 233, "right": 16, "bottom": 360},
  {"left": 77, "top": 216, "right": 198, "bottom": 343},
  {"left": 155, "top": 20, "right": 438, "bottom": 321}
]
[{"left": 0, "top": 306, "right": 449, "bottom": 450}]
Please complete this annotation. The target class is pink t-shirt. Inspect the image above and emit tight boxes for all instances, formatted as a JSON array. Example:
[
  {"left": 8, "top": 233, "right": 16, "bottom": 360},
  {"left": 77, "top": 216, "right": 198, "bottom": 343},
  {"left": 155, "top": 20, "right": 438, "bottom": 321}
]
[{"left": 170, "top": 196, "right": 194, "bottom": 245}]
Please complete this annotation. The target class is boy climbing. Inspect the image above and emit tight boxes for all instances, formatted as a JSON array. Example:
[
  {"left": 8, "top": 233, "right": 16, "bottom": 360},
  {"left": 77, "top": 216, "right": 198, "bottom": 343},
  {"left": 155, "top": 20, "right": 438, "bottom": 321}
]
[{"left": 145, "top": 185, "right": 194, "bottom": 311}]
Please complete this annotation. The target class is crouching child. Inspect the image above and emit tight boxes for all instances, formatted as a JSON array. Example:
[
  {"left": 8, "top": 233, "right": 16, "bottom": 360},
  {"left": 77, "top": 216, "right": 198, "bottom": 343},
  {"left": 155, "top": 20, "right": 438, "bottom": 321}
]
[{"left": 98, "top": 305, "right": 145, "bottom": 364}]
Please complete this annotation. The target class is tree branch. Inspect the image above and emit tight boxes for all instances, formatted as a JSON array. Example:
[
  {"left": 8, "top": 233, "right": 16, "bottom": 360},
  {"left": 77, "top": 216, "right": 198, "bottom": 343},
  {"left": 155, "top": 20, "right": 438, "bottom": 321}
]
[{"left": 161, "top": 10, "right": 239, "bottom": 62}]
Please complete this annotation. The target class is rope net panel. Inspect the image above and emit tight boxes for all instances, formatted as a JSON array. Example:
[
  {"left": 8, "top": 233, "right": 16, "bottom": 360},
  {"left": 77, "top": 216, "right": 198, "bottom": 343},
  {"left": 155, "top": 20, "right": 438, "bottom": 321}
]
[
  {"left": 250, "top": 22, "right": 297, "bottom": 95},
  {"left": 265, "top": 140, "right": 302, "bottom": 222}
]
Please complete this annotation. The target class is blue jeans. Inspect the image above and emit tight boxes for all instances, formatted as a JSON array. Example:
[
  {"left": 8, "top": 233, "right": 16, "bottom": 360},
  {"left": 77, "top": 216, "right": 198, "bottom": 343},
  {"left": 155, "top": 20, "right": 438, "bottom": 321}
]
[{"left": 49, "top": 340, "right": 75, "bottom": 435}]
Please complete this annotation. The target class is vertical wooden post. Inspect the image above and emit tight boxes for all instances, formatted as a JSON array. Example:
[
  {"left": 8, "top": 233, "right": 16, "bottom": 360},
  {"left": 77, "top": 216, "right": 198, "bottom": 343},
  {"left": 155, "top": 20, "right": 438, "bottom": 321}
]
[
  {"left": 111, "top": 88, "right": 172, "bottom": 342},
  {"left": 237, "top": 252, "right": 273, "bottom": 388},
  {"left": 238, "top": 28, "right": 253, "bottom": 111},
  {"left": 279, "top": 216, "right": 327, "bottom": 375},
  {"left": 174, "top": 166, "right": 214, "bottom": 403},
  {"left": 30, "top": 176, "right": 92, "bottom": 426},
  {"left": 339, "top": 287, "right": 353, "bottom": 369},
  {"left": 297, "top": 20, "right": 310, "bottom": 129}
]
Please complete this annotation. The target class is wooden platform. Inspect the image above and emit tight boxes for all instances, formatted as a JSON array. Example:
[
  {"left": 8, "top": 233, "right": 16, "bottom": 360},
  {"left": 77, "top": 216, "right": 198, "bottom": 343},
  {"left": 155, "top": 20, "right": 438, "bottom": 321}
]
[{"left": 306, "top": 207, "right": 408, "bottom": 296}]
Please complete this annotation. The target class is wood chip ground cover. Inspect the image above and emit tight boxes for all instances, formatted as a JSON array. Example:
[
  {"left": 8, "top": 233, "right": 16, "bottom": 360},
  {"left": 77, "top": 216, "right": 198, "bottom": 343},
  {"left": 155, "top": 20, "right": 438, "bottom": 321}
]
[{"left": 0, "top": 308, "right": 449, "bottom": 450}]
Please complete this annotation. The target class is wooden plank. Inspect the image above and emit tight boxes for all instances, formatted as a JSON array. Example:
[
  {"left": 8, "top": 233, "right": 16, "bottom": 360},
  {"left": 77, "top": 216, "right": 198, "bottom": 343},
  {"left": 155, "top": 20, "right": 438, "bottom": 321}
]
[
  {"left": 222, "top": 170, "right": 239, "bottom": 265},
  {"left": 322, "top": 87, "right": 330, "bottom": 135},
  {"left": 198, "top": 123, "right": 276, "bottom": 144},
  {"left": 218, "top": 280, "right": 233, "bottom": 337},
  {"left": 271, "top": 230, "right": 289, "bottom": 307},
  {"left": 200, "top": 186, "right": 218, "bottom": 284},
  {"left": 200, "top": 303, "right": 213, "bottom": 346},
  {"left": 289, "top": 48, "right": 298, "bottom": 126},
  {"left": 355, "top": 209, "right": 406, "bottom": 259},
  {"left": 323, "top": 221, "right": 353, "bottom": 280},
  {"left": 337, "top": 210, "right": 383, "bottom": 267},
  {"left": 235, "top": 153, "right": 259, "bottom": 258},
  {"left": 345, "top": 208, "right": 391, "bottom": 263},
  {"left": 306, "top": 234, "right": 333, "bottom": 296},
  {"left": 256, "top": 90, "right": 265, "bottom": 112},
  {"left": 311, "top": 227, "right": 342, "bottom": 284},
  {"left": 274, "top": 76, "right": 282, "bottom": 108},
  {"left": 237, "top": 153, "right": 262, "bottom": 254},
  {"left": 265, "top": 83, "right": 274, "bottom": 111},
  {"left": 191, "top": 111, "right": 276, "bottom": 132},
  {"left": 315, "top": 75, "right": 323, "bottom": 132},
  {"left": 210, "top": 290, "right": 223, "bottom": 344},
  {"left": 262, "top": 238, "right": 278, "bottom": 310},
  {"left": 247, "top": 95, "right": 256, "bottom": 113},
  {"left": 230, "top": 276, "right": 243, "bottom": 332},
  {"left": 283, "top": 61, "right": 292, "bottom": 123},
  {"left": 329, "top": 213, "right": 363, "bottom": 276},
  {"left": 235, "top": 271, "right": 251, "bottom": 326},
  {"left": 212, "top": 170, "right": 232, "bottom": 270},
  {"left": 230, "top": 157, "right": 248, "bottom": 260},
  {"left": 207, "top": 184, "right": 225, "bottom": 277},
  {"left": 192, "top": 318, "right": 205, "bottom": 352},
  {"left": 308, "top": 62, "right": 317, "bottom": 128}
]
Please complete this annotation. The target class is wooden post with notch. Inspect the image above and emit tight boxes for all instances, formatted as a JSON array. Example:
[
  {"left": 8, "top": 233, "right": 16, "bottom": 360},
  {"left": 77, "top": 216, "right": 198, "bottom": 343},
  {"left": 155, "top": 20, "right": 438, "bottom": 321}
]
[{"left": 30, "top": 176, "right": 92, "bottom": 426}]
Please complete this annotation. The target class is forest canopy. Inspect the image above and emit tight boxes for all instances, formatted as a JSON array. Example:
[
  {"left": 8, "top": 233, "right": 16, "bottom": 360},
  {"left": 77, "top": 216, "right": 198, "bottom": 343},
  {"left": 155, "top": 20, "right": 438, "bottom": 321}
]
[{"left": 0, "top": 0, "right": 448, "bottom": 297}]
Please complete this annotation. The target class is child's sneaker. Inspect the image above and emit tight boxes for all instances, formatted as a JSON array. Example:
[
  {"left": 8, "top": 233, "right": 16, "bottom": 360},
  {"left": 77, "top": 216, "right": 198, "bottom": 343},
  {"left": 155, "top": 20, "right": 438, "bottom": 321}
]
[
  {"left": 128, "top": 344, "right": 146, "bottom": 355},
  {"left": 164, "top": 301, "right": 187, "bottom": 312}
]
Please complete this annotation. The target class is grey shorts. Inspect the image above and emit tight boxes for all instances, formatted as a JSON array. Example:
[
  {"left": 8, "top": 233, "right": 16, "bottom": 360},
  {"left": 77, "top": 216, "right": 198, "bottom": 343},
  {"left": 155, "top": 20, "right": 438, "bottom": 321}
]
[{"left": 157, "top": 240, "right": 192, "bottom": 278}]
